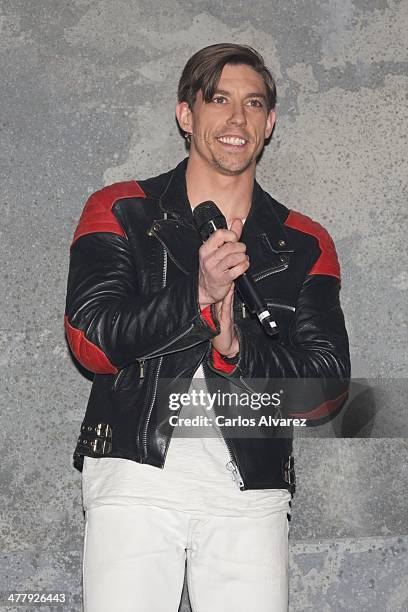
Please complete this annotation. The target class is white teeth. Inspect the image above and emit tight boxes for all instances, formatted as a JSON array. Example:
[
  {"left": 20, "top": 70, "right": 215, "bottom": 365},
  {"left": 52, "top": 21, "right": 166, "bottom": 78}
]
[{"left": 218, "top": 136, "right": 246, "bottom": 145}]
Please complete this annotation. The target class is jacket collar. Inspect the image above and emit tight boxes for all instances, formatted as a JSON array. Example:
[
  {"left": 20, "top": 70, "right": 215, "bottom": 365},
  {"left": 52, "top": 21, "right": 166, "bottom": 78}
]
[
  {"left": 158, "top": 157, "right": 293, "bottom": 252},
  {"left": 158, "top": 157, "right": 195, "bottom": 225},
  {"left": 152, "top": 157, "right": 294, "bottom": 276}
]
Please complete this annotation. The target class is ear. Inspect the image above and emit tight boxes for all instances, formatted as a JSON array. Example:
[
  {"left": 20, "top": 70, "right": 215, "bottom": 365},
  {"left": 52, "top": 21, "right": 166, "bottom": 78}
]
[
  {"left": 264, "top": 110, "right": 276, "bottom": 139},
  {"left": 176, "top": 101, "right": 193, "bottom": 135}
]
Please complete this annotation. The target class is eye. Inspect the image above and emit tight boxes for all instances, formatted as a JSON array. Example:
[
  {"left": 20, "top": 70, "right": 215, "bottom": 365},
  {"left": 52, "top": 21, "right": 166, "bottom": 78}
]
[
  {"left": 212, "top": 96, "right": 227, "bottom": 104},
  {"left": 247, "top": 99, "right": 263, "bottom": 108}
]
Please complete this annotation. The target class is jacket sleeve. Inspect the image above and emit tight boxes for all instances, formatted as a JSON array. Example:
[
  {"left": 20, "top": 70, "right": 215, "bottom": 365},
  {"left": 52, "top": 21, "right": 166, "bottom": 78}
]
[
  {"left": 207, "top": 225, "right": 351, "bottom": 423},
  {"left": 64, "top": 189, "right": 218, "bottom": 375}
]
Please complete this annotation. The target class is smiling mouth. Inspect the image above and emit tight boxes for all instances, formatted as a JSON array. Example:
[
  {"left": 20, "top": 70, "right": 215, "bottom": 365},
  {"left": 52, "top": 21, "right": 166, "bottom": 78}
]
[{"left": 216, "top": 136, "right": 248, "bottom": 147}]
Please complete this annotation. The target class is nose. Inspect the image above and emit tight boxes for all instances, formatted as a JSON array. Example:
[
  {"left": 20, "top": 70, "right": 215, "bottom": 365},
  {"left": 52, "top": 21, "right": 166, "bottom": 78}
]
[{"left": 226, "top": 102, "right": 247, "bottom": 126}]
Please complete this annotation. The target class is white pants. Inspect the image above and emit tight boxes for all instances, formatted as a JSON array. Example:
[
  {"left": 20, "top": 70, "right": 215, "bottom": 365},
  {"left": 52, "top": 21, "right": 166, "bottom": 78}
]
[{"left": 82, "top": 503, "right": 289, "bottom": 612}]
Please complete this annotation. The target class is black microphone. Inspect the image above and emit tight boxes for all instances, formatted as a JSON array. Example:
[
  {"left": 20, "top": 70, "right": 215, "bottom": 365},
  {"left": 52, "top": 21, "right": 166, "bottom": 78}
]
[{"left": 193, "top": 200, "right": 278, "bottom": 337}]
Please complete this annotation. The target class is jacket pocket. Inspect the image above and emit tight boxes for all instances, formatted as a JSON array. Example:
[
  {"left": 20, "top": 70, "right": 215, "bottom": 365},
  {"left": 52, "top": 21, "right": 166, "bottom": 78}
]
[
  {"left": 112, "top": 360, "right": 146, "bottom": 392},
  {"left": 265, "top": 300, "right": 296, "bottom": 344},
  {"left": 266, "top": 299, "right": 296, "bottom": 313}
]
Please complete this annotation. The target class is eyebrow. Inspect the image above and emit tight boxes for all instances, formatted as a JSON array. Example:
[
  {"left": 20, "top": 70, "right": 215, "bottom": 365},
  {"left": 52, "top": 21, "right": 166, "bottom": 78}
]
[{"left": 213, "top": 89, "right": 267, "bottom": 102}]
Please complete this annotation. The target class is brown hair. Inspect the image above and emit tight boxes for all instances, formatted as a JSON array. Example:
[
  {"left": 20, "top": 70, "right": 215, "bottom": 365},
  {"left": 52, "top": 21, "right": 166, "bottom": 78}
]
[{"left": 178, "top": 43, "right": 276, "bottom": 113}]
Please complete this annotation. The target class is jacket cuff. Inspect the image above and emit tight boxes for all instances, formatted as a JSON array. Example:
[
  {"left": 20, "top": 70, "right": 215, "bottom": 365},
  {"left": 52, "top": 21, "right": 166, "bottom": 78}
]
[
  {"left": 208, "top": 323, "right": 241, "bottom": 375},
  {"left": 211, "top": 348, "right": 239, "bottom": 373},
  {"left": 208, "top": 322, "right": 245, "bottom": 377},
  {"left": 200, "top": 304, "right": 218, "bottom": 332},
  {"left": 201, "top": 307, "right": 240, "bottom": 375}
]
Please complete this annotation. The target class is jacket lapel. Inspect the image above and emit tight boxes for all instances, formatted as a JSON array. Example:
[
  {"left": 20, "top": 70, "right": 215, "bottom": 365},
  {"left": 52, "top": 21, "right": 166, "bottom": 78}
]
[
  {"left": 240, "top": 182, "right": 294, "bottom": 278},
  {"left": 148, "top": 157, "right": 294, "bottom": 279},
  {"left": 149, "top": 158, "right": 202, "bottom": 275}
]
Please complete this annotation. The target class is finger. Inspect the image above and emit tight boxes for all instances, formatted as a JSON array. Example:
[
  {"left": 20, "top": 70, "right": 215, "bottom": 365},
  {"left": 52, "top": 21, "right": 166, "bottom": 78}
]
[
  {"left": 212, "top": 257, "right": 249, "bottom": 286},
  {"left": 214, "top": 300, "right": 223, "bottom": 319},
  {"left": 230, "top": 218, "right": 244, "bottom": 241},
  {"left": 202, "top": 246, "right": 246, "bottom": 279},
  {"left": 216, "top": 252, "right": 249, "bottom": 272},
  {"left": 225, "top": 285, "right": 235, "bottom": 314},
  {"left": 227, "top": 259, "right": 250, "bottom": 281},
  {"left": 203, "top": 228, "right": 239, "bottom": 251},
  {"left": 222, "top": 284, "right": 234, "bottom": 307},
  {"left": 210, "top": 241, "right": 246, "bottom": 265},
  {"left": 219, "top": 285, "right": 234, "bottom": 320}
]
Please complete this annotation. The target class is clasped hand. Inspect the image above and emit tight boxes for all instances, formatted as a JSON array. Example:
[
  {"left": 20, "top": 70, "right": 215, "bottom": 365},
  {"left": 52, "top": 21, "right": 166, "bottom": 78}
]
[{"left": 198, "top": 219, "right": 248, "bottom": 358}]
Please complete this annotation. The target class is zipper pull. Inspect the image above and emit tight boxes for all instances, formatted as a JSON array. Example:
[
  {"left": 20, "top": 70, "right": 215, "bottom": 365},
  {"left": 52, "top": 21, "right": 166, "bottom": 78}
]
[
  {"left": 226, "top": 460, "right": 244, "bottom": 490},
  {"left": 242, "top": 303, "right": 247, "bottom": 318},
  {"left": 139, "top": 360, "right": 145, "bottom": 379}
]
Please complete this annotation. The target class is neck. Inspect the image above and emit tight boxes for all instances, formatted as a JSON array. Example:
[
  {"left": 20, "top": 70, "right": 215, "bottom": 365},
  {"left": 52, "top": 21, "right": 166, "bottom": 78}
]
[{"left": 185, "top": 152, "right": 255, "bottom": 226}]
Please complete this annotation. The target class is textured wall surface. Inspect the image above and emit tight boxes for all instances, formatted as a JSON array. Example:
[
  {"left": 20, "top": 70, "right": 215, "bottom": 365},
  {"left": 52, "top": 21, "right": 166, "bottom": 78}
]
[{"left": 1, "top": 0, "right": 407, "bottom": 610}]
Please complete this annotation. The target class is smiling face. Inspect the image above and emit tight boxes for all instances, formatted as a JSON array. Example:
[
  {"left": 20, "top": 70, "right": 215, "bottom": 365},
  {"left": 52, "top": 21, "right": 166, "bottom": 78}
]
[{"left": 176, "top": 63, "right": 275, "bottom": 177}]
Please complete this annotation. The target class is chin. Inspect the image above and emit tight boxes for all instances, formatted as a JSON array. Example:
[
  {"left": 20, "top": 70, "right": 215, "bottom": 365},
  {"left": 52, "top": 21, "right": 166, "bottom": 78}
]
[{"left": 214, "top": 158, "right": 254, "bottom": 176}]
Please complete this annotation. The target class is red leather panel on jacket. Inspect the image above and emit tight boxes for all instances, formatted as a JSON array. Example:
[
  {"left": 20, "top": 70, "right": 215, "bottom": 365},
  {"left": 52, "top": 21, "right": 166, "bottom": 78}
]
[
  {"left": 64, "top": 315, "right": 118, "bottom": 374},
  {"left": 285, "top": 210, "right": 340, "bottom": 279},
  {"left": 212, "top": 348, "right": 236, "bottom": 373},
  {"left": 289, "top": 390, "right": 348, "bottom": 420},
  {"left": 201, "top": 306, "right": 236, "bottom": 372},
  {"left": 72, "top": 181, "right": 146, "bottom": 246},
  {"left": 200, "top": 305, "right": 217, "bottom": 331}
]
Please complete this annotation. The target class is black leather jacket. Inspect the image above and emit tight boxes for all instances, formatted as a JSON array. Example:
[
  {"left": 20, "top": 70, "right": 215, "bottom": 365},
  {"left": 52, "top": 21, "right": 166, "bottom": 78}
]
[{"left": 65, "top": 158, "right": 350, "bottom": 493}]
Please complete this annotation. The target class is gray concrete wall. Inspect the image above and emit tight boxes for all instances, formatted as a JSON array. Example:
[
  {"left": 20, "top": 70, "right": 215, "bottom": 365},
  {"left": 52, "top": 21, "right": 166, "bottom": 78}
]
[{"left": 1, "top": 1, "right": 407, "bottom": 610}]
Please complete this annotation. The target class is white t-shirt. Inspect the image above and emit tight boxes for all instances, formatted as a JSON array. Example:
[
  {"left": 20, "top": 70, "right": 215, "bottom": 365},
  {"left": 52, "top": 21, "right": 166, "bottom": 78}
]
[{"left": 82, "top": 366, "right": 291, "bottom": 519}]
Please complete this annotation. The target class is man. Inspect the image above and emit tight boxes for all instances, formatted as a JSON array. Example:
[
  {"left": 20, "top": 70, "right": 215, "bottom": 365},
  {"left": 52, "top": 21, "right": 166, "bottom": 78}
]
[{"left": 65, "top": 43, "right": 350, "bottom": 612}]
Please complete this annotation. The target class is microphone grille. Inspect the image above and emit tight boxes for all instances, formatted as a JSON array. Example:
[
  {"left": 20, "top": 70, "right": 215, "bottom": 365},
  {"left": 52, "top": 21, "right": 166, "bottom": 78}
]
[{"left": 193, "top": 201, "right": 227, "bottom": 233}]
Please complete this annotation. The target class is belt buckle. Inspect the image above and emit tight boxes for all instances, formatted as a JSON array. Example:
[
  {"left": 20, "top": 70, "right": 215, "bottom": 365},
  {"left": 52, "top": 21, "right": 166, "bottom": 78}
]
[
  {"left": 90, "top": 437, "right": 112, "bottom": 454},
  {"left": 80, "top": 422, "right": 113, "bottom": 455},
  {"left": 96, "top": 423, "right": 112, "bottom": 440}
]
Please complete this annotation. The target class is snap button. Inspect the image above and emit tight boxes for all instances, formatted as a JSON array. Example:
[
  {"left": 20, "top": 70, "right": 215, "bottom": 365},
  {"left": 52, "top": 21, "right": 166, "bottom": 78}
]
[{"left": 278, "top": 239, "right": 286, "bottom": 247}]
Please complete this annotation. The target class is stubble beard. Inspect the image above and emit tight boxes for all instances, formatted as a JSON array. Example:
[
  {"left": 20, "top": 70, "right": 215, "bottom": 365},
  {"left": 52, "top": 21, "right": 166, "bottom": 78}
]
[
  {"left": 191, "top": 135, "right": 258, "bottom": 176},
  {"left": 209, "top": 147, "right": 255, "bottom": 176}
]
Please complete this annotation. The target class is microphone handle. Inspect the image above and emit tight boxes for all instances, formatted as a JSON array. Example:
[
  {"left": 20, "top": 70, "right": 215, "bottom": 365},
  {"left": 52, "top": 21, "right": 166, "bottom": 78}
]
[
  {"left": 235, "top": 274, "right": 278, "bottom": 336},
  {"left": 191, "top": 200, "right": 279, "bottom": 336}
]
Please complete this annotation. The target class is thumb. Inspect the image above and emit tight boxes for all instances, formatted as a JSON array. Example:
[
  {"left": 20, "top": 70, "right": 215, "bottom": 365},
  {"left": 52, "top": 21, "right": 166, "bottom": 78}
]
[{"left": 230, "top": 218, "right": 244, "bottom": 241}]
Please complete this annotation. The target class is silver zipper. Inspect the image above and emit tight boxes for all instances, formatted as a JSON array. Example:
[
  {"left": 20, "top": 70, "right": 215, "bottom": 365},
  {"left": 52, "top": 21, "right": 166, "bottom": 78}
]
[
  {"left": 141, "top": 355, "right": 163, "bottom": 456},
  {"left": 114, "top": 323, "right": 198, "bottom": 390},
  {"left": 253, "top": 262, "right": 288, "bottom": 282},
  {"left": 148, "top": 224, "right": 189, "bottom": 275},
  {"left": 238, "top": 375, "right": 258, "bottom": 394},
  {"left": 201, "top": 357, "right": 246, "bottom": 490},
  {"left": 137, "top": 322, "right": 195, "bottom": 361},
  {"left": 226, "top": 460, "right": 245, "bottom": 489},
  {"left": 139, "top": 212, "right": 212, "bottom": 457},
  {"left": 139, "top": 212, "right": 169, "bottom": 459},
  {"left": 266, "top": 301, "right": 295, "bottom": 313},
  {"left": 113, "top": 359, "right": 145, "bottom": 390}
]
